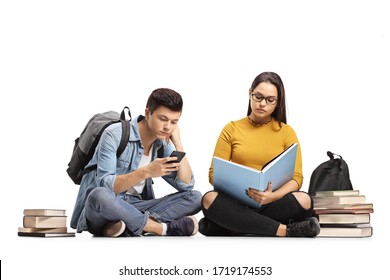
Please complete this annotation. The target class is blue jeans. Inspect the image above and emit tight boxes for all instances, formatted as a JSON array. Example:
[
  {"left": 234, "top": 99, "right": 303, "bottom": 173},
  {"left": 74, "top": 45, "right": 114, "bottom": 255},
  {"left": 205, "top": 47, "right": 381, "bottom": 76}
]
[{"left": 85, "top": 187, "right": 202, "bottom": 236}]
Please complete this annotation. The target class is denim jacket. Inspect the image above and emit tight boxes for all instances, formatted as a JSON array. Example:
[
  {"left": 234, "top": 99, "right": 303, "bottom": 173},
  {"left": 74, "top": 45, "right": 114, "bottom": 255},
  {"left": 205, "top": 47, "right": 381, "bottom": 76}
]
[{"left": 70, "top": 115, "right": 195, "bottom": 232}]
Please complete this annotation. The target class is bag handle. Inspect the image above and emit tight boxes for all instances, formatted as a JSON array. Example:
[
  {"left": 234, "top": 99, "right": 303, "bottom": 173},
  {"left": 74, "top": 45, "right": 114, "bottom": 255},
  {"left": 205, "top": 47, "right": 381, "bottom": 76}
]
[
  {"left": 327, "top": 151, "right": 342, "bottom": 160},
  {"left": 120, "top": 106, "right": 132, "bottom": 121}
]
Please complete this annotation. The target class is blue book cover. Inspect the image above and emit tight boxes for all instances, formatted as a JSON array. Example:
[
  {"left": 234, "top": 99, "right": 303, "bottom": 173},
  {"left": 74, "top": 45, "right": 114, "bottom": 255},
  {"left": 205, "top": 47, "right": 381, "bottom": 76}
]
[{"left": 213, "top": 143, "right": 298, "bottom": 208}]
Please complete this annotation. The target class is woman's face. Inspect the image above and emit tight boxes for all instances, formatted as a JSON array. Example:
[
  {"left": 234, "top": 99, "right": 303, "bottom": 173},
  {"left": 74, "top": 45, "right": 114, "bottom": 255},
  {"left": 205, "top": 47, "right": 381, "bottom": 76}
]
[{"left": 249, "top": 82, "right": 278, "bottom": 122}]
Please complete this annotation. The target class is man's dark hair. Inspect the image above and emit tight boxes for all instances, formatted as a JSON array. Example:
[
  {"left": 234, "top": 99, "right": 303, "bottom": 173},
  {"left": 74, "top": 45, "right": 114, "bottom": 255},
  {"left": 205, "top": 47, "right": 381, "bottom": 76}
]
[{"left": 146, "top": 88, "right": 183, "bottom": 114}]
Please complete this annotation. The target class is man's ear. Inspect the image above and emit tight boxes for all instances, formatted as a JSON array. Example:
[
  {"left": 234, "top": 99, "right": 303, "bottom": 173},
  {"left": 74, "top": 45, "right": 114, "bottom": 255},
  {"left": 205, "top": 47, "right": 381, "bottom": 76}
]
[{"left": 145, "top": 108, "right": 150, "bottom": 120}]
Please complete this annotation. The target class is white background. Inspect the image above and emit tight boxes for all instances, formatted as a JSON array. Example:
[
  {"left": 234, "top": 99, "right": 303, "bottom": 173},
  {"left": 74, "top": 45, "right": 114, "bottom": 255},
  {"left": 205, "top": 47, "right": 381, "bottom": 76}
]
[{"left": 1, "top": 0, "right": 389, "bottom": 279}]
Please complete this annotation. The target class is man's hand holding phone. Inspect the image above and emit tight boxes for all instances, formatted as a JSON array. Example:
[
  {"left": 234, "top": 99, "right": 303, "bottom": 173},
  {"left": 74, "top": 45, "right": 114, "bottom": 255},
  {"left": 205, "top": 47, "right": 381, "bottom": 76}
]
[
  {"left": 160, "top": 150, "right": 186, "bottom": 175},
  {"left": 147, "top": 151, "right": 185, "bottom": 177}
]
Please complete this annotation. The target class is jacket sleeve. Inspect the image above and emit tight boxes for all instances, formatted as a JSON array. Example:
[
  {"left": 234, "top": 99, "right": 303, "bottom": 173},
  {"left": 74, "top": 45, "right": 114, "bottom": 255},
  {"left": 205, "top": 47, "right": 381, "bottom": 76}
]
[
  {"left": 161, "top": 141, "right": 195, "bottom": 192},
  {"left": 94, "top": 127, "right": 120, "bottom": 190}
]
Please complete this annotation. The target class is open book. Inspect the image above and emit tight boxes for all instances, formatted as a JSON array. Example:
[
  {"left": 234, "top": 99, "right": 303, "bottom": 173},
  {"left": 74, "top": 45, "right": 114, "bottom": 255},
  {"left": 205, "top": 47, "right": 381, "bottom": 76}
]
[{"left": 213, "top": 143, "right": 298, "bottom": 208}]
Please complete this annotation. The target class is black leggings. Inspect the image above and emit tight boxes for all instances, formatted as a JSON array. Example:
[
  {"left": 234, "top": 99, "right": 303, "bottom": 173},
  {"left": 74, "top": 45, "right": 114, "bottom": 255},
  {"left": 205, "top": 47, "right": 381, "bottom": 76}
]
[{"left": 200, "top": 191, "right": 314, "bottom": 236}]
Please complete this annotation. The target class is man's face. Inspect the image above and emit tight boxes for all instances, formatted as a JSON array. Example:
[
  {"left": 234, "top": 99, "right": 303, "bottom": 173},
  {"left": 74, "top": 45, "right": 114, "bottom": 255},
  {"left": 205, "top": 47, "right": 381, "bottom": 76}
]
[{"left": 145, "top": 106, "right": 181, "bottom": 140}]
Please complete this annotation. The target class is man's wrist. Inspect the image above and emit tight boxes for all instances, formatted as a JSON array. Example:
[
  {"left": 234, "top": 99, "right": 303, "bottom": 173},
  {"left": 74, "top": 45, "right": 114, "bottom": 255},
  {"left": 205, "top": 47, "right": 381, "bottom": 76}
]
[{"left": 173, "top": 143, "right": 184, "bottom": 151}]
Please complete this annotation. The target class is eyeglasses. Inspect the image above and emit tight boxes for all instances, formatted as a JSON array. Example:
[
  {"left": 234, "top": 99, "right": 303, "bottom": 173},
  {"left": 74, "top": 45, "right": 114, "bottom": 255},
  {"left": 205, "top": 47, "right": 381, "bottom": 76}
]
[{"left": 251, "top": 93, "right": 278, "bottom": 105}]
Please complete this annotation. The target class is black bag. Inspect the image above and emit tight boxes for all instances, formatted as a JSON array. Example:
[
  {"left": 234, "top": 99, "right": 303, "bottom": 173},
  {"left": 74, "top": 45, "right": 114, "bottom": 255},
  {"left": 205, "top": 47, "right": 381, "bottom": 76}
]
[
  {"left": 66, "top": 107, "right": 132, "bottom": 185},
  {"left": 308, "top": 151, "right": 353, "bottom": 195}
]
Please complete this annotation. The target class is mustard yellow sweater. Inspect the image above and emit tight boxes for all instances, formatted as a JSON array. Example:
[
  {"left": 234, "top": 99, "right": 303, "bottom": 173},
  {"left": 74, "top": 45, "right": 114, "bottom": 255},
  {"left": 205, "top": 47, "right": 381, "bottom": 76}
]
[{"left": 209, "top": 117, "right": 303, "bottom": 188}]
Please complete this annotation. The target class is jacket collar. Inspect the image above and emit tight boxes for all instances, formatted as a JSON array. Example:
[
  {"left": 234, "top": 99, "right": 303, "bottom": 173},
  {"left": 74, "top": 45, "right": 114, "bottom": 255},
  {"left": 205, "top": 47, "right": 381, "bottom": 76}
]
[{"left": 130, "top": 115, "right": 163, "bottom": 150}]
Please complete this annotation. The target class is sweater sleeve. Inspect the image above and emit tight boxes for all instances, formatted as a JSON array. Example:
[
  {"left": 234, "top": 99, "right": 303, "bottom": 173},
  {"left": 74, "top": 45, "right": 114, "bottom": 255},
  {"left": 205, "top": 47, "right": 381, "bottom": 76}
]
[
  {"left": 284, "top": 125, "right": 303, "bottom": 188},
  {"left": 208, "top": 122, "right": 235, "bottom": 185}
]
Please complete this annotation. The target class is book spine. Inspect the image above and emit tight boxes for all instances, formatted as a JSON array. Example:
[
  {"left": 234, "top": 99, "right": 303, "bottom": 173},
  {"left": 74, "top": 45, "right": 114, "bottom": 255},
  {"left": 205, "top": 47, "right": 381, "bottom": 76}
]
[{"left": 259, "top": 172, "right": 265, "bottom": 192}]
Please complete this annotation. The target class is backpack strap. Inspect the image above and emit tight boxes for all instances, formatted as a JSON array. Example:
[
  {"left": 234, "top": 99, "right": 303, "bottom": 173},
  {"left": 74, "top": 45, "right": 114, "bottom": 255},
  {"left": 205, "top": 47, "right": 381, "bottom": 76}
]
[
  {"left": 117, "top": 120, "right": 130, "bottom": 157},
  {"left": 117, "top": 106, "right": 131, "bottom": 157},
  {"left": 82, "top": 120, "right": 130, "bottom": 176},
  {"left": 120, "top": 106, "right": 131, "bottom": 121},
  {"left": 157, "top": 145, "right": 164, "bottom": 158},
  {"left": 81, "top": 107, "right": 131, "bottom": 178}
]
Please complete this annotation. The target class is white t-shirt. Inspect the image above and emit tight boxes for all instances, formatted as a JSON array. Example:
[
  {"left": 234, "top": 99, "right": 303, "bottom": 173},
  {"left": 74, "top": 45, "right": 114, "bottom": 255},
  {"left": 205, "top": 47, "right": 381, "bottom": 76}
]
[{"left": 126, "top": 149, "right": 153, "bottom": 196}]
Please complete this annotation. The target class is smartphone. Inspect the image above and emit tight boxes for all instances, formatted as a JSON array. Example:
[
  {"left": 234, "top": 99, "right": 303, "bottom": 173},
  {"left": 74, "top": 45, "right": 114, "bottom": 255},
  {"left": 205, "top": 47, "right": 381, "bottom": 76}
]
[{"left": 166, "top": 151, "right": 186, "bottom": 163}]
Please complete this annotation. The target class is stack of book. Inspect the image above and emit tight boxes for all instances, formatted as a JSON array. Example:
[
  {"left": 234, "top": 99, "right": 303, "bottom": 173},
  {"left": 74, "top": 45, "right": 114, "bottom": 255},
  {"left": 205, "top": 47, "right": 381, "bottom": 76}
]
[
  {"left": 18, "top": 209, "right": 75, "bottom": 237},
  {"left": 313, "top": 190, "right": 374, "bottom": 237}
]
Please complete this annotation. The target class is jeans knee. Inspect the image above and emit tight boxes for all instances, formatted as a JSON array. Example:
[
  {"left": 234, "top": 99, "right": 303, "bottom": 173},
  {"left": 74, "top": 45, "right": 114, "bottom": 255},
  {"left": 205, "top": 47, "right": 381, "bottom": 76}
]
[
  {"left": 191, "top": 190, "right": 203, "bottom": 203},
  {"left": 292, "top": 192, "right": 312, "bottom": 210},
  {"left": 185, "top": 190, "right": 202, "bottom": 214},
  {"left": 202, "top": 191, "right": 218, "bottom": 210},
  {"left": 87, "top": 187, "right": 114, "bottom": 208}
]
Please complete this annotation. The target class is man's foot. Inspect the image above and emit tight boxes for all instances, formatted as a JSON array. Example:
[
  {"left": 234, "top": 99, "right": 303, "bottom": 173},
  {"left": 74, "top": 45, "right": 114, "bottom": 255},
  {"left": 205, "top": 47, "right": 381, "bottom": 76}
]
[
  {"left": 167, "top": 216, "right": 198, "bottom": 236},
  {"left": 286, "top": 217, "right": 320, "bottom": 237},
  {"left": 103, "top": 220, "right": 126, "bottom": 237}
]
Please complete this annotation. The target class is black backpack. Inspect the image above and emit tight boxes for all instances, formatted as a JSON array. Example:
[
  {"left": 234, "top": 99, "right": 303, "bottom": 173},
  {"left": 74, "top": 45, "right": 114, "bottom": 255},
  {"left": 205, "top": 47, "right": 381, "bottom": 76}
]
[
  {"left": 308, "top": 151, "right": 353, "bottom": 195},
  {"left": 66, "top": 107, "right": 132, "bottom": 185}
]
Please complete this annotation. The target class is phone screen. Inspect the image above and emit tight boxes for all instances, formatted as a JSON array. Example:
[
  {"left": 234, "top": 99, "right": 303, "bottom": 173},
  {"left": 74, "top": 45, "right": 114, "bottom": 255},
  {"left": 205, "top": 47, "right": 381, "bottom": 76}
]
[{"left": 166, "top": 151, "right": 186, "bottom": 163}]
